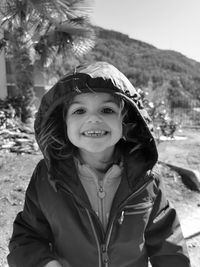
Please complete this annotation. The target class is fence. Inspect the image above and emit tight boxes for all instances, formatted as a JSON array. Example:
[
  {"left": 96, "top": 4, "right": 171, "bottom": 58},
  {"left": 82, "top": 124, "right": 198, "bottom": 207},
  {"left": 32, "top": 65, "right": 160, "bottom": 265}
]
[{"left": 170, "top": 100, "right": 200, "bottom": 127}]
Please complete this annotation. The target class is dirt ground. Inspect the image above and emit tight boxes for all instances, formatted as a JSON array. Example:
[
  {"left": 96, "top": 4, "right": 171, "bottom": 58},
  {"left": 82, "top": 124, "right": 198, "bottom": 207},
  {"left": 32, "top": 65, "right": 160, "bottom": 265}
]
[
  {"left": 0, "top": 128, "right": 200, "bottom": 266},
  {"left": 158, "top": 128, "right": 200, "bottom": 267}
]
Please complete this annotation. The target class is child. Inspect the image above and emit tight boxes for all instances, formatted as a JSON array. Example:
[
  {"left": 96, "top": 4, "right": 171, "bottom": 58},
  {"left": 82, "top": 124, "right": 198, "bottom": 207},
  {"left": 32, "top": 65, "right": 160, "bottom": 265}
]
[{"left": 7, "top": 61, "right": 191, "bottom": 267}]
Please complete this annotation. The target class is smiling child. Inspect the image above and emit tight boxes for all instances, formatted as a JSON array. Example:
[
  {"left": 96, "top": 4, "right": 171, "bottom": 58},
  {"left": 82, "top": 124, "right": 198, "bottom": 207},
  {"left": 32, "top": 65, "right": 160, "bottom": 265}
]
[{"left": 7, "top": 61, "right": 191, "bottom": 267}]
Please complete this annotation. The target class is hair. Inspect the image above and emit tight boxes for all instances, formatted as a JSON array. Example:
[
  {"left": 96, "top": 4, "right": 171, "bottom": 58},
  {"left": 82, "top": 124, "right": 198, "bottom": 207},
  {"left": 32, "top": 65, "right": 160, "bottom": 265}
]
[
  {"left": 37, "top": 103, "right": 71, "bottom": 160},
  {"left": 37, "top": 92, "right": 143, "bottom": 161}
]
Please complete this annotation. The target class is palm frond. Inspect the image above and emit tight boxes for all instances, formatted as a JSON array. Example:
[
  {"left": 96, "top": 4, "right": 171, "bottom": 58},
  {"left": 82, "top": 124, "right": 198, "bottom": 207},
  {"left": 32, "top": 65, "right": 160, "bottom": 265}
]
[
  {"left": 0, "top": 0, "right": 42, "bottom": 32},
  {"left": 0, "top": 38, "right": 7, "bottom": 51},
  {"left": 72, "top": 36, "right": 95, "bottom": 57},
  {"left": 58, "top": 18, "right": 96, "bottom": 56},
  {"left": 28, "top": 0, "right": 94, "bottom": 24},
  {"left": 0, "top": 0, "right": 29, "bottom": 26},
  {"left": 0, "top": 0, "right": 95, "bottom": 65},
  {"left": 34, "top": 17, "right": 95, "bottom": 65}
]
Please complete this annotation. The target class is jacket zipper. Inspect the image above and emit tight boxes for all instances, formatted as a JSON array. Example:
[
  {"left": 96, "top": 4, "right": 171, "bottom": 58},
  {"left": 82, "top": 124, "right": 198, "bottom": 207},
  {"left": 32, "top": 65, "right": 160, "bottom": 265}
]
[
  {"left": 57, "top": 183, "right": 105, "bottom": 266},
  {"left": 86, "top": 209, "right": 102, "bottom": 267},
  {"left": 86, "top": 208, "right": 109, "bottom": 267},
  {"left": 122, "top": 202, "right": 153, "bottom": 216},
  {"left": 98, "top": 181, "right": 108, "bottom": 230},
  {"left": 57, "top": 176, "right": 153, "bottom": 266},
  {"left": 102, "top": 177, "right": 154, "bottom": 266}
]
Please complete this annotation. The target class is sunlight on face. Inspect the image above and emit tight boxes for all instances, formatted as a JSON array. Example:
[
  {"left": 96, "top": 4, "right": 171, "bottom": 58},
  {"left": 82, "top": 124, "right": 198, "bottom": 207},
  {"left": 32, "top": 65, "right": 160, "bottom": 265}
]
[{"left": 66, "top": 92, "right": 123, "bottom": 156}]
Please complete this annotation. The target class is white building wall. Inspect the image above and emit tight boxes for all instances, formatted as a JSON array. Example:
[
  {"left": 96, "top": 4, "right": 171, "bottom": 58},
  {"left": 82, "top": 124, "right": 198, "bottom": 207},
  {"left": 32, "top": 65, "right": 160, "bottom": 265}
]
[
  {"left": 0, "top": 29, "right": 7, "bottom": 99},
  {"left": 0, "top": 50, "right": 7, "bottom": 99}
]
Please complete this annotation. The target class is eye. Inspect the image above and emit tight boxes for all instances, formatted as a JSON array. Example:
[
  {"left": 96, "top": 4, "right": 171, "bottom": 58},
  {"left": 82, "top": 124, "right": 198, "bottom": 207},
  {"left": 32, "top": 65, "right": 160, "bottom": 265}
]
[
  {"left": 101, "top": 107, "right": 115, "bottom": 114},
  {"left": 73, "top": 108, "right": 86, "bottom": 115}
]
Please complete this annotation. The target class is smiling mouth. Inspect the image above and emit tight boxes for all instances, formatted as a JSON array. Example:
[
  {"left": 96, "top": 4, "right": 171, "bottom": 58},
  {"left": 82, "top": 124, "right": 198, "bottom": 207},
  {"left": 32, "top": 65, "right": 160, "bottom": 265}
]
[{"left": 82, "top": 130, "right": 108, "bottom": 137}]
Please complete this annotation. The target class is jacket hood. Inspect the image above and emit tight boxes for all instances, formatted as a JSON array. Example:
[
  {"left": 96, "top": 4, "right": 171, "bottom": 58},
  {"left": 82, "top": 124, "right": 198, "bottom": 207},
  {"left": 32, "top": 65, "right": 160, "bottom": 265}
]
[{"left": 34, "top": 61, "right": 158, "bottom": 173}]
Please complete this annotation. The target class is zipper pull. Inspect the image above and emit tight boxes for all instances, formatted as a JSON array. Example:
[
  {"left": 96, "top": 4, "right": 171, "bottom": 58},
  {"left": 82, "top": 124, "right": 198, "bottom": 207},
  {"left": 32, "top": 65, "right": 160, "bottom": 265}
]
[
  {"left": 101, "top": 244, "right": 109, "bottom": 264},
  {"left": 98, "top": 186, "right": 106, "bottom": 199},
  {"left": 118, "top": 211, "right": 124, "bottom": 225}
]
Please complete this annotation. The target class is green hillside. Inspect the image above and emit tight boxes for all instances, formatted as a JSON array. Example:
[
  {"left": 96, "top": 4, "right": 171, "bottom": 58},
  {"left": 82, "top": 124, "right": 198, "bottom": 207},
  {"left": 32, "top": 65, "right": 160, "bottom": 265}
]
[
  {"left": 50, "top": 27, "right": 200, "bottom": 110},
  {"left": 88, "top": 28, "right": 200, "bottom": 107}
]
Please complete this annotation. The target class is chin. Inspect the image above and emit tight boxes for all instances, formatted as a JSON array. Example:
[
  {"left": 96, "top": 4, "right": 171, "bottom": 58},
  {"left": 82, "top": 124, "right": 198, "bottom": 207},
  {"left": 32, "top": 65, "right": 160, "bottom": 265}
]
[
  {"left": 81, "top": 143, "right": 113, "bottom": 153},
  {"left": 84, "top": 147, "right": 108, "bottom": 153}
]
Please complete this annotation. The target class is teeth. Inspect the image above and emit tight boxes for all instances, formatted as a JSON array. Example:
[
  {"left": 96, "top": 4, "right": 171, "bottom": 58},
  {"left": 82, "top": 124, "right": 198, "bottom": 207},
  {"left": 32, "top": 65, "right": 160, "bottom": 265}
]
[{"left": 83, "top": 130, "right": 107, "bottom": 136}]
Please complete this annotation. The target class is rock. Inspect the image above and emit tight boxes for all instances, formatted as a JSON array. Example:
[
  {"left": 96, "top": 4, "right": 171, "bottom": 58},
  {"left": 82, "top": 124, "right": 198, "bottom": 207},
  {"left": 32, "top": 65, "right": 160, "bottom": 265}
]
[{"left": 162, "top": 162, "right": 200, "bottom": 192}]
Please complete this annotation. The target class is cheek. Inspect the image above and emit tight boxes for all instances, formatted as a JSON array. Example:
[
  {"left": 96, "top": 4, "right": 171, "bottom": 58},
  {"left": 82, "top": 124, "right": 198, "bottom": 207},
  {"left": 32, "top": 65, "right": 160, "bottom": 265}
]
[
  {"left": 66, "top": 119, "right": 76, "bottom": 141},
  {"left": 118, "top": 124, "right": 123, "bottom": 138},
  {"left": 115, "top": 118, "right": 123, "bottom": 132},
  {"left": 112, "top": 120, "right": 123, "bottom": 139},
  {"left": 66, "top": 125, "right": 79, "bottom": 147}
]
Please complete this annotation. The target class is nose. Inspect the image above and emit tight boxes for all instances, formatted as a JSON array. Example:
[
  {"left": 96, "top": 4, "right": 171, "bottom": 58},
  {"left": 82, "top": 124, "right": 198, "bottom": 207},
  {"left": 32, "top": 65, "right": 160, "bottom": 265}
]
[{"left": 86, "top": 113, "right": 102, "bottom": 123}]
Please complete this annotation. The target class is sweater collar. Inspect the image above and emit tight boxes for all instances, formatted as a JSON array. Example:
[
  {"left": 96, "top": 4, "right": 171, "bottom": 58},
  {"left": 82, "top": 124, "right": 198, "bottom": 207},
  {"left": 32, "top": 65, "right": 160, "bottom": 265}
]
[{"left": 74, "top": 157, "right": 123, "bottom": 184}]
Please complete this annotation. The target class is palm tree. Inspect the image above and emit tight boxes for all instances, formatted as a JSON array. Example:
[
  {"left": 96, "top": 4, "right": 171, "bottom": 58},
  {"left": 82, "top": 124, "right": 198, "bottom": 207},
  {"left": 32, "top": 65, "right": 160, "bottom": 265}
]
[{"left": 0, "top": 0, "right": 95, "bottom": 122}]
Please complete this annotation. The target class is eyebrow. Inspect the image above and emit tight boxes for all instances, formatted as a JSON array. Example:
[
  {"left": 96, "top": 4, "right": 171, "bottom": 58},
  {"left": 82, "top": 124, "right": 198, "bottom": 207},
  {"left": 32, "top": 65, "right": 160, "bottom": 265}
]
[
  {"left": 70, "top": 101, "right": 82, "bottom": 105},
  {"left": 70, "top": 100, "right": 118, "bottom": 105}
]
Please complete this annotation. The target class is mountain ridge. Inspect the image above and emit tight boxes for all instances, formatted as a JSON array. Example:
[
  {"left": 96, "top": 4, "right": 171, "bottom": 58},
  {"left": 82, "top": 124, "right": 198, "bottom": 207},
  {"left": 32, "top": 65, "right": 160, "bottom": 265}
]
[
  {"left": 49, "top": 26, "right": 200, "bottom": 111},
  {"left": 82, "top": 27, "right": 200, "bottom": 109}
]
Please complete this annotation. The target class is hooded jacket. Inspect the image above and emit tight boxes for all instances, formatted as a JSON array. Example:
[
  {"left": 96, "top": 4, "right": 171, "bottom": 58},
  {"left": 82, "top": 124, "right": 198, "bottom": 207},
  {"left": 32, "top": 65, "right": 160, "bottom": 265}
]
[{"left": 7, "top": 62, "right": 190, "bottom": 267}]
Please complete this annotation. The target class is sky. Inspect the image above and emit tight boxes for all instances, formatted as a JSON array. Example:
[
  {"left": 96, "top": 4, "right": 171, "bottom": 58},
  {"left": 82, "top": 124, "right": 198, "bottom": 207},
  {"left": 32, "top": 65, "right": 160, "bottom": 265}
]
[{"left": 92, "top": 0, "right": 200, "bottom": 62}]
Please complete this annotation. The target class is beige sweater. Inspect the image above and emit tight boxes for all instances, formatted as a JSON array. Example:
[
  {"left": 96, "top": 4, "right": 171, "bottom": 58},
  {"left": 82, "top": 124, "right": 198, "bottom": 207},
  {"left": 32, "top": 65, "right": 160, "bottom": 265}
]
[{"left": 75, "top": 158, "right": 123, "bottom": 231}]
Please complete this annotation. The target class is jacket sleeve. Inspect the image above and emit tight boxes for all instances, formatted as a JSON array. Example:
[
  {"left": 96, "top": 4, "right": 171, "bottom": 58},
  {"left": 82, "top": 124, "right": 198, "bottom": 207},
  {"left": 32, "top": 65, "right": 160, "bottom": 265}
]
[
  {"left": 7, "top": 161, "right": 58, "bottom": 267},
  {"left": 145, "top": 172, "right": 191, "bottom": 267}
]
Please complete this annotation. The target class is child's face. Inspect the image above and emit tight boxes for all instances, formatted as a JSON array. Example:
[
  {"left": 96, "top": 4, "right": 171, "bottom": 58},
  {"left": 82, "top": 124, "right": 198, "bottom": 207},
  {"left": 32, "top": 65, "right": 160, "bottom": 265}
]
[{"left": 66, "top": 93, "right": 123, "bottom": 154}]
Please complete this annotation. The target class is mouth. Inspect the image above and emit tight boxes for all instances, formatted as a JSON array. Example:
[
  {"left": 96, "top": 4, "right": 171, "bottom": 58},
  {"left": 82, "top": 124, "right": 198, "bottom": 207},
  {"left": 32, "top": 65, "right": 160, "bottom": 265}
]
[{"left": 82, "top": 130, "right": 109, "bottom": 137}]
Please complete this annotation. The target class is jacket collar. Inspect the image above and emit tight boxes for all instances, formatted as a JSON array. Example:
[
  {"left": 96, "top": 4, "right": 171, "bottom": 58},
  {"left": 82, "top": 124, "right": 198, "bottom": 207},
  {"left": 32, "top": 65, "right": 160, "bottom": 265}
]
[{"left": 49, "top": 148, "right": 153, "bottom": 212}]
